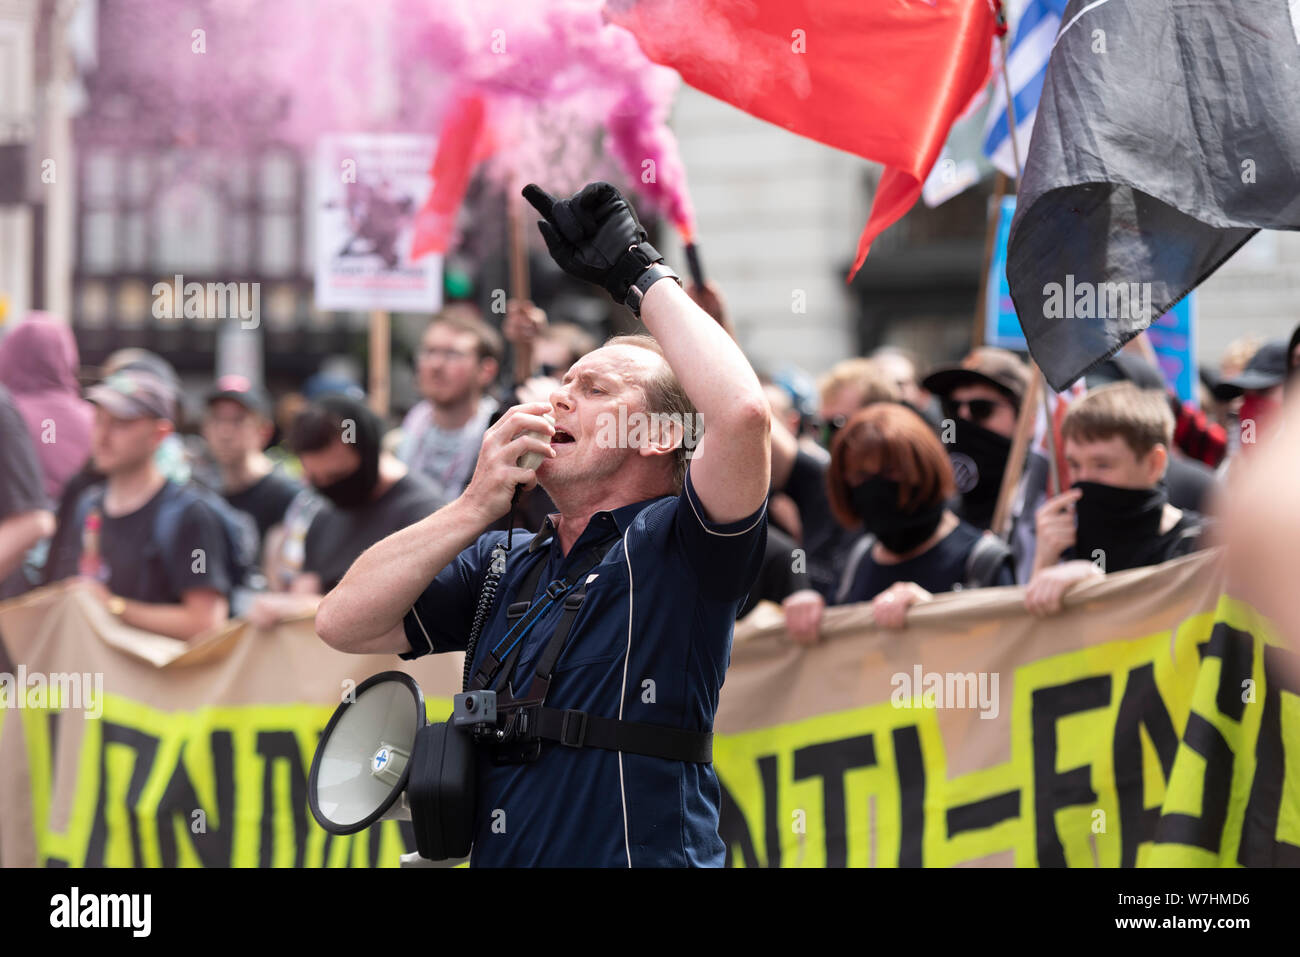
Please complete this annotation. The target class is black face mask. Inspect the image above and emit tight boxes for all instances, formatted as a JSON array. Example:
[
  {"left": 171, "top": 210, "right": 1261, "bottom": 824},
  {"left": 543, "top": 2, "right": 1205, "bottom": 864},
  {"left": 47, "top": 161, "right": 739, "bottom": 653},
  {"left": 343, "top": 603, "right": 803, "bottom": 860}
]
[
  {"left": 1072, "top": 481, "right": 1169, "bottom": 573},
  {"left": 948, "top": 416, "right": 1012, "bottom": 530},
  {"left": 315, "top": 456, "right": 380, "bottom": 509},
  {"left": 311, "top": 394, "right": 383, "bottom": 510},
  {"left": 849, "top": 475, "right": 945, "bottom": 556}
]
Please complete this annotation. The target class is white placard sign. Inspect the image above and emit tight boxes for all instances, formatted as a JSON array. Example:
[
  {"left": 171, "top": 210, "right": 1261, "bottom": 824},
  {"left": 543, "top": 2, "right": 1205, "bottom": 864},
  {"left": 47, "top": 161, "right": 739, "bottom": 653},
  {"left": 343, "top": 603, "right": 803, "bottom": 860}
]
[{"left": 315, "top": 133, "right": 443, "bottom": 313}]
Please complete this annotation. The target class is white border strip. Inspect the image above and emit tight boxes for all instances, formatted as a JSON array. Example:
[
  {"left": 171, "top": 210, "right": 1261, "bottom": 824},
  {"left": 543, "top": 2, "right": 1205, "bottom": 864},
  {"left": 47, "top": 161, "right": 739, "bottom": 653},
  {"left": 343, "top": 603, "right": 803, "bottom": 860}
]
[
  {"left": 1054, "top": 0, "right": 1117, "bottom": 51},
  {"left": 618, "top": 536, "right": 634, "bottom": 867}
]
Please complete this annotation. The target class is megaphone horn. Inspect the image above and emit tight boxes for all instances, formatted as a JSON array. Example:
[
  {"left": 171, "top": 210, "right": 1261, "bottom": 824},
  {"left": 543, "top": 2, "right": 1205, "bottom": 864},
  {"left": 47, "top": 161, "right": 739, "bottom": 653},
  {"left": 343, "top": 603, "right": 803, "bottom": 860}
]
[{"left": 308, "top": 671, "right": 427, "bottom": 835}]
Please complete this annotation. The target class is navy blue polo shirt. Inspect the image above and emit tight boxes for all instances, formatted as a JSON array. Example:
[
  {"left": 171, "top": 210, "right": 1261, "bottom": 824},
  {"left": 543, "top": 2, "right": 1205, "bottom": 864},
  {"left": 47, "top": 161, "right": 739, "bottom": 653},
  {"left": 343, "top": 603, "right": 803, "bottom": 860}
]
[{"left": 400, "top": 468, "right": 767, "bottom": 867}]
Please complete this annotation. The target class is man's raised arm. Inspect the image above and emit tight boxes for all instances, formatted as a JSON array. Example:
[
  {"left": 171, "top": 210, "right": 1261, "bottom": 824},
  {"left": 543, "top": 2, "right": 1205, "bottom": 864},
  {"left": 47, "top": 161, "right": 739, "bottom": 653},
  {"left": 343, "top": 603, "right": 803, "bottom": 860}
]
[
  {"left": 314, "top": 403, "right": 557, "bottom": 654},
  {"left": 637, "top": 280, "right": 770, "bottom": 522},
  {"left": 522, "top": 181, "right": 770, "bottom": 523}
]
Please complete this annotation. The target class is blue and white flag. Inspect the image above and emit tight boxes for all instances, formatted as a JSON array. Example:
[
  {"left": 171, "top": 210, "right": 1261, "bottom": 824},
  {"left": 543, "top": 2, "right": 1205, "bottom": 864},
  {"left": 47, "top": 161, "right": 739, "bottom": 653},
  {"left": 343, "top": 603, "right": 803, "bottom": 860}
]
[{"left": 982, "top": 0, "right": 1069, "bottom": 177}]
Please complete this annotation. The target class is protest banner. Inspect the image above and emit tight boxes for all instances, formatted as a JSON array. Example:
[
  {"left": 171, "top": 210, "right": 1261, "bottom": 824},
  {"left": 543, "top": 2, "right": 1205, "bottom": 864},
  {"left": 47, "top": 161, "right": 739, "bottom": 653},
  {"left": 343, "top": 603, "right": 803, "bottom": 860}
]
[
  {"left": 716, "top": 550, "right": 1298, "bottom": 867},
  {"left": 2, "top": 550, "right": 1295, "bottom": 867}
]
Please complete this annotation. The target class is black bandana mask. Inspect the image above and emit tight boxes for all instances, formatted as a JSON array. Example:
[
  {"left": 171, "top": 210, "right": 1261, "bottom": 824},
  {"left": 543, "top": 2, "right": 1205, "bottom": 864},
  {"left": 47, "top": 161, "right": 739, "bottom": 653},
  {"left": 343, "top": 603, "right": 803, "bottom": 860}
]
[
  {"left": 849, "top": 475, "right": 945, "bottom": 556},
  {"left": 312, "top": 395, "right": 383, "bottom": 510},
  {"left": 948, "top": 416, "right": 1012, "bottom": 530},
  {"left": 1072, "top": 481, "right": 1168, "bottom": 572}
]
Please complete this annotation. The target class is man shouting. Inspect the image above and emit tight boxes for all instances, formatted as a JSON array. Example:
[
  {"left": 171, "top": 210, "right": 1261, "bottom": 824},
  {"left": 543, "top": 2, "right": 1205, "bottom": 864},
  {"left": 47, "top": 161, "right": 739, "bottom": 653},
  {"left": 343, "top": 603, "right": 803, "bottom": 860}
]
[{"left": 316, "top": 182, "right": 771, "bottom": 867}]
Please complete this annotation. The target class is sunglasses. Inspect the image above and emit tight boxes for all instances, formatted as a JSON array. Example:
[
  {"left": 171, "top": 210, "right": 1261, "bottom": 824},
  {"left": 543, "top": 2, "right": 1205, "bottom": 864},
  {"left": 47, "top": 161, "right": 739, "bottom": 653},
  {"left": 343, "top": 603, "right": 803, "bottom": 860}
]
[
  {"left": 814, "top": 414, "right": 848, "bottom": 446},
  {"left": 941, "top": 397, "right": 1012, "bottom": 424}
]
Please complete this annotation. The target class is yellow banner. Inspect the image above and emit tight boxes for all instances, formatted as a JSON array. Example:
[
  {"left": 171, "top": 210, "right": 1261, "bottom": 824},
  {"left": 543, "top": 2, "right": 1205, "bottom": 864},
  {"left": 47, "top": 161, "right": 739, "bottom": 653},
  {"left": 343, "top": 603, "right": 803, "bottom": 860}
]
[
  {"left": 714, "top": 550, "right": 1300, "bottom": 867},
  {"left": 2, "top": 550, "right": 1297, "bottom": 867},
  {"left": 0, "top": 584, "right": 462, "bottom": 867}
]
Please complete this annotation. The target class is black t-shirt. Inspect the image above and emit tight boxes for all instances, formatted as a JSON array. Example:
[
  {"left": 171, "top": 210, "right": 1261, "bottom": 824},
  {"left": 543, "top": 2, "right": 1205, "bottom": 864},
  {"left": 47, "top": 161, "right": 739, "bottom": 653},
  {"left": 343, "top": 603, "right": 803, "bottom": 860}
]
[
  {"left": 95, "top": 482, "right": 232, "bottom": 604},
  {"left": 738, "top": 524, "right": 812, "bottom": 618},
  {"left": 224, "top": 470, "right": 302, "bottom": 541},
  {"left": 0, "top": 386, "right": 49, "bottom": 599},
  {"left": 44, "top": 465, "right": 102, "bottom": 586},
  {"left": 784, "top": 449, "right": 861, "bottom": 599},
  {"left": 303, "top": 473, "right": 445, "bottom": 592},
  {"left": 840, "top": 519, "right": 1016, "bottom": 604}
]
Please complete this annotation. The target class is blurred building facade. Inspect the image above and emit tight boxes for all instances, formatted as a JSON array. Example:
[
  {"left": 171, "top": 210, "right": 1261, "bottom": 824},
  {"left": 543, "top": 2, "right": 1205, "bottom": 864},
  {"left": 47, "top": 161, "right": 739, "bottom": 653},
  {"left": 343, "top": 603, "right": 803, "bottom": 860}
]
[{"left": 2, "top": 4, "right": 1295, "bottom": 402}]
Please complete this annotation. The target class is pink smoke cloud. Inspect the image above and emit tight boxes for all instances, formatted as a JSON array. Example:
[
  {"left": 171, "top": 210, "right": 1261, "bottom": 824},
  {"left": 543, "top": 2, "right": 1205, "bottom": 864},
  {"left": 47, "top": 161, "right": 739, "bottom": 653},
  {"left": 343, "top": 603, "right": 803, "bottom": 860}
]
[{"left": 87, "top": 0, "right": 694, "bottom": 234}]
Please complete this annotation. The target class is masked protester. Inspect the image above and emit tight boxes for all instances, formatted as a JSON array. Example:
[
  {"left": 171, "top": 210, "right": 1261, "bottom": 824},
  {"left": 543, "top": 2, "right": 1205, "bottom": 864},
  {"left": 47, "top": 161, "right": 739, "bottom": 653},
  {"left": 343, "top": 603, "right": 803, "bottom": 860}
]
[
  {"left": 921, "top": 348, "right": 1049, "bottom": 583},
  {"left": 922, "top": 348, "right": 1029, "bottom": 529},
  {"left": 1026, "top": 383, "right": 1209, "bottom": 616},
  {"left": 1212, "top": 339, "right": 1289, "bottom": 460},
  {"left": 242, "top": 394, "right": 445, "bottom": 629},
  {"left": 816, "top": 403, "right": 1013, "bottom": 631}
]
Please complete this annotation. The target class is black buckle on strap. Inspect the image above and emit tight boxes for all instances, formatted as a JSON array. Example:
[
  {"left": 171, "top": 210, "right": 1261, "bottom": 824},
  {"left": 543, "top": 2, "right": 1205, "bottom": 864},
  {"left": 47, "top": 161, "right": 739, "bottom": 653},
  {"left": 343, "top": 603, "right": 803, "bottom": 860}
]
[
  {"left": 545, "top": 580, "right": 568, "bottom": 600},
  {"left": 505, "top": 601, "right": 530, "bottom": 620},
  {"left": 559, "top": 709, "right": 588, "bottom": 748}
]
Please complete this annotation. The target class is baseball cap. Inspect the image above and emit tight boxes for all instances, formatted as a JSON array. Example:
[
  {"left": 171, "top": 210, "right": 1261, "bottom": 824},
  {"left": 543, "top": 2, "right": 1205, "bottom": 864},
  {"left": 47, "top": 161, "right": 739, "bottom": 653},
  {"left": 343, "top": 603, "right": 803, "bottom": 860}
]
[
  {"left": 1086, "top": 353, "right": 1167, "bottom": 392},
  {"left": 1213, "top": 339, "right": 1288, "bottom": 400},
  {"left": 206, "top": 373, "right": 272, "bottom": 418},
  {"left": 87, "top": 368, "right": 178, "bottom": 422},
  {"left": 922, "top": 348, "right": 1030, "bottom": 408}
]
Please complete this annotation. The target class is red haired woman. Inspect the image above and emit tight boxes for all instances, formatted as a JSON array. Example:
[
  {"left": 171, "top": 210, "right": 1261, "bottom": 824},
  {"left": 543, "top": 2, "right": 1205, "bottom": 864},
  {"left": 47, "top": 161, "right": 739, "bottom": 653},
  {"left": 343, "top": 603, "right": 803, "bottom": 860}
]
[{"left": 823, "top": 403, "right": 1014, "bottom": 629}]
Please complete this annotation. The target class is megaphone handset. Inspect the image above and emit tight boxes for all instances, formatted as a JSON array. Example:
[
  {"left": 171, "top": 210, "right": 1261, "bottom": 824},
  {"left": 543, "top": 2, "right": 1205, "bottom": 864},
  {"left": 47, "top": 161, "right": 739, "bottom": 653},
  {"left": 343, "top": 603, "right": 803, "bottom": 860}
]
[{"left": 461, "top": 412, "right": 553, "bottom": 691}]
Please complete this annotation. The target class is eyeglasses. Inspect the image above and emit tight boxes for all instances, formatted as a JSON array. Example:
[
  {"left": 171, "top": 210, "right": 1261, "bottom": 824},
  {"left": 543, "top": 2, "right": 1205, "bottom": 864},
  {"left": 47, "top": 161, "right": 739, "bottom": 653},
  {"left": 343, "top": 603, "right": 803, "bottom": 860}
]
[
  {"left": 941, "top": 397, "right": 1012, "bottom": 424},
  {"left": 418, "top": 346, "right": 476, "bottom": 363}
]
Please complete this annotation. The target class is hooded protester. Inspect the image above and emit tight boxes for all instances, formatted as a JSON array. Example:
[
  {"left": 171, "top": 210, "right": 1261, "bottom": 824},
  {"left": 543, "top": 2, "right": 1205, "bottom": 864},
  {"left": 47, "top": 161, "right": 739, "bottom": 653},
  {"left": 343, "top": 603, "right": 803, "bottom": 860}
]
[
  {"left": 243, "top": 394, "right": 445, "bottom": 629},
  {"left": 0, "top": 313, "right": 94, "bottom": 502}
]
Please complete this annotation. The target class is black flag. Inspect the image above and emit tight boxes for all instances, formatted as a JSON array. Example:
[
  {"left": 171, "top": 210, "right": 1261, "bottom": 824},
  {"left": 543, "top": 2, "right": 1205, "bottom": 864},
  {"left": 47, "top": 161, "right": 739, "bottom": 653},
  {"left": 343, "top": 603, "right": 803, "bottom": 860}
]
[{"left": 1007, "top": 0, "right": 1300, "bottom": 391}]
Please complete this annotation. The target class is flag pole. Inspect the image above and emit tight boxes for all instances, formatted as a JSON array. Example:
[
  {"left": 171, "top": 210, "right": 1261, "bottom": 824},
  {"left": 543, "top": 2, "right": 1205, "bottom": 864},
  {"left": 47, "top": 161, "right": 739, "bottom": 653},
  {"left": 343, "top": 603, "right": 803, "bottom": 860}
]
[
  {"left": 508, "top": 191, "right": 533, "bottom": 386},
  {"left": 972, "top": 171, "right": 1008, "bottom": 352},
  {"left": 989, "top": 15, "right": 1063, "bottom": 536},
  {"left": 368, "top": 309, "right": 391, "bottom": 419}
]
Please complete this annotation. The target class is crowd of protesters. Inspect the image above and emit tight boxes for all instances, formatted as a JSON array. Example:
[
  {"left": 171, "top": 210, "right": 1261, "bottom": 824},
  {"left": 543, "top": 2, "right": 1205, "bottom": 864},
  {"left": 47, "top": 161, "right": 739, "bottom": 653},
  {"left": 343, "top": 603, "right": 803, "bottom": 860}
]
[{"left": 0, "top": 290, "right": 1296, "bottom": 644}]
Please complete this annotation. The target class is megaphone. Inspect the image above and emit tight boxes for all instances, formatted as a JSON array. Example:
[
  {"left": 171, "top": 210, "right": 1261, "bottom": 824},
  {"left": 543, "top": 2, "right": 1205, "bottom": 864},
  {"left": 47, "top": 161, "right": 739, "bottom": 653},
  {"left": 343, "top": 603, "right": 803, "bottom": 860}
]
[
  {"left": 308, "top": 671, "right": 479, "bottom": 862},
  {"left": 308, "top": 671, "right": 426, "bottom": 833}
]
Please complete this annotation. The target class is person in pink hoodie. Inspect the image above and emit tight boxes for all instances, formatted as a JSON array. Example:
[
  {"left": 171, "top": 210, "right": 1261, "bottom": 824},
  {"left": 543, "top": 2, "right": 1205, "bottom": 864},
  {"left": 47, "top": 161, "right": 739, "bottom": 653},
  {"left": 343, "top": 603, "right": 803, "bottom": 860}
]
[{"left": 0, "top": 312, "right": 94, "bottom": 502}]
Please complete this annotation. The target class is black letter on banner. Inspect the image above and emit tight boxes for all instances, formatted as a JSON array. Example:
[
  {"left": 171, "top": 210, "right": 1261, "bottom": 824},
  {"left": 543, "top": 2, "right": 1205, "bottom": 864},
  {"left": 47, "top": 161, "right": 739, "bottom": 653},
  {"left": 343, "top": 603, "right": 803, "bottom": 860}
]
[
  {"left": 1199, "top": 623, "right": 1254, "bottom": 722},
  {"left": 1153, "top": 713, "right": 1232, "bottom": 851},
  {"left": 1112, "top": 663, "right": 1178, "bottom": 867},
  {"left": 793, "top": 735, "right": 876, "bottom": 868},
  {"left": 85, "top": 722, "right": 160, "bottom": 867},
  {"left": 758, "top": 754, "right": 782, "bottom": 869},
  {"left": 1032, "top": 676, "right": 1110, "bottom": 867},
  {"left": 157, "top": 730, "right": 235, "bottom": 867},
  {"left": 893, "top": 726, "right": 925, "bottom": 867},
  {"left": 1238, "top": 645, "right": 1300, "bottom": 866},
  {"left": 947, "top": 790, "right": 1021, "bottom": 837},
  {"left": 256, "top": 731, "right": 309, "bottom": 868},
  {"left": 718, "top": 777, "right": 760, "bottom": 868}
]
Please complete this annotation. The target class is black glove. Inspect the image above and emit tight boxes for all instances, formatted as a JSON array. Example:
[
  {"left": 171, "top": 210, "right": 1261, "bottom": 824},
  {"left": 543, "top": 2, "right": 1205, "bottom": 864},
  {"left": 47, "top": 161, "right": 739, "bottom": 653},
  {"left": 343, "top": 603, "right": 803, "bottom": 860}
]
[{"left": 522, "top": 182, "right": 664, "bottom": 305}]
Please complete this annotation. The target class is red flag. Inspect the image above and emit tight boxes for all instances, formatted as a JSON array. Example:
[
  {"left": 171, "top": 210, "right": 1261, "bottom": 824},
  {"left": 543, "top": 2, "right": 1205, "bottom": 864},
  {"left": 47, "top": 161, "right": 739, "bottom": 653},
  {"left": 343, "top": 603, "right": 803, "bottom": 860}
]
[
  {"left": 410, "top": 93, "right": 497, "bottom": 260},
  {"left": 606, "top": 0, "right": 996, "bottom": 279}
]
